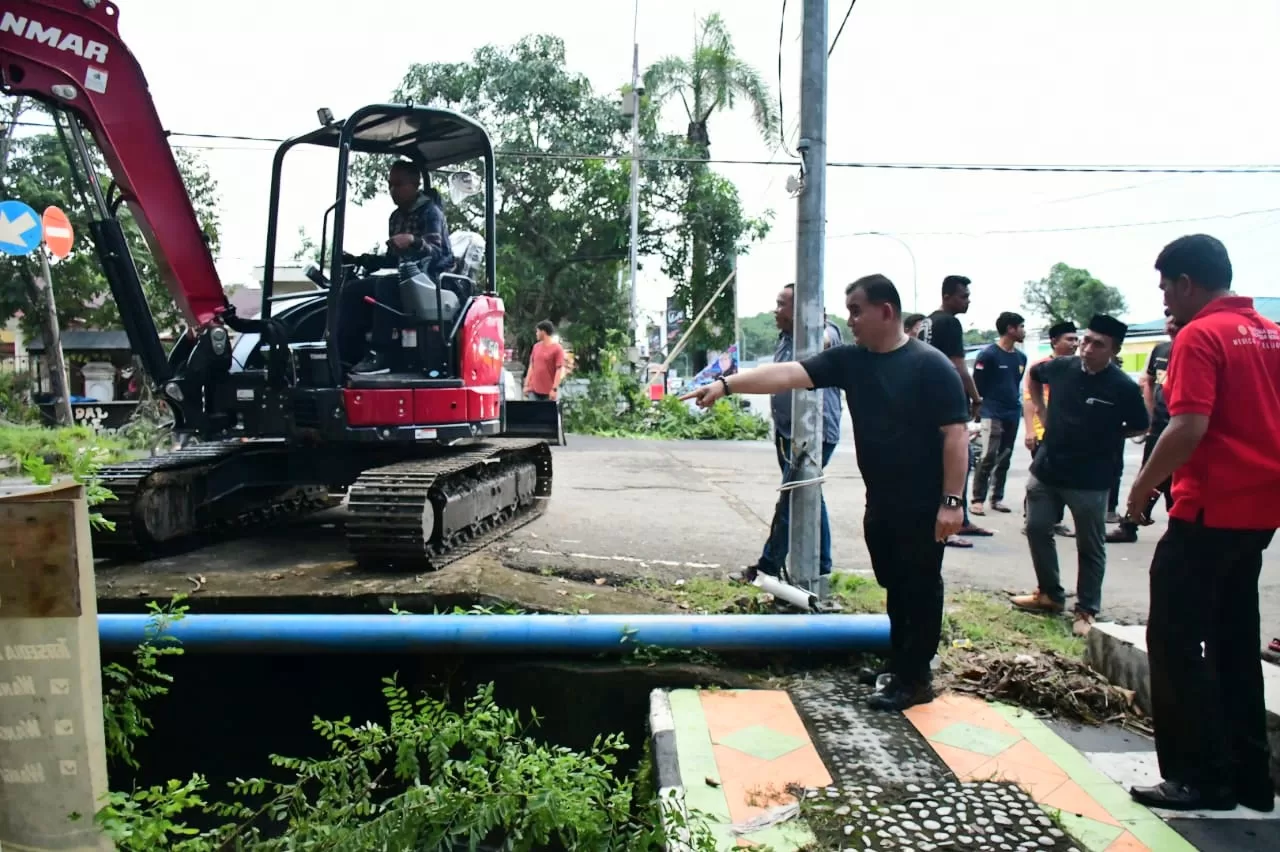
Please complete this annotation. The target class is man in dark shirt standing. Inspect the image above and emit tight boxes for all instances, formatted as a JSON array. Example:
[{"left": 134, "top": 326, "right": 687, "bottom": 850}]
[
  {"left": 917, "top": 275, "right": 992, "bottom": 544},
  {"left": 1011, "top": 315, "right": 1149, "bottom": 636},
  {"left": 1125, "top": 234, "right": 1280, "bottom": 812},
  {"left": 971, "top": 312, "right": 1028, "bottom": 516},
  {"left": 1108, "top": 310, "right": 1180, "bottom": 543},
  {"left": 684, "top": 274, "right": 970, "bottom": 711}
]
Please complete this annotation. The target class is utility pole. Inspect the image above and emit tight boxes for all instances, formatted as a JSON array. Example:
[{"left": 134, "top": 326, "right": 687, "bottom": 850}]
[
  {"left": 626, "top": 2, "right": 643, "bottom": 352},
  {"left": 36, "top": 249, "right": 72, "bottom": 426},
  {"left": 787, "top": 0, "right": 829, "bottom": 597}
]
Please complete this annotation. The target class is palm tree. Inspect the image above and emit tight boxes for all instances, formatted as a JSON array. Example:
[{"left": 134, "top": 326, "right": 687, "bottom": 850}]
[
  {"left": 644, "top": 14, "right": 777, "bottom": 359},
  {"left": 644, "top": 13, "right": 779, "bottom": 156}
]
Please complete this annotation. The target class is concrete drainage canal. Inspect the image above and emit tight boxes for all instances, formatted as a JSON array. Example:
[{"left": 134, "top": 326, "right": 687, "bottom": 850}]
[{"left": 96, "top": 600, "right": 894, "bottom": 850}]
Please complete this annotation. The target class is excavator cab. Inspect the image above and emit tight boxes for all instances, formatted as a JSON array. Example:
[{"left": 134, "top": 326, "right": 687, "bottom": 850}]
[{"left": 221, "top": 103, "right": 564, "bottom": 446}]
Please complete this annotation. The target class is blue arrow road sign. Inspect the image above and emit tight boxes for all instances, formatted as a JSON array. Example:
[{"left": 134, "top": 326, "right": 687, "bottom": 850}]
[{"left": 0, "top": 199, "right": 43, "bottom": 256}]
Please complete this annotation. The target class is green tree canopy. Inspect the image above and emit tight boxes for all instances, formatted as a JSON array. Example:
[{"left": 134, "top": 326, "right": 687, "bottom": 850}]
[
  {"left": 0, "top": 104, "right": 222, "bottom": 338},
  {"left": 1022, "top": 262, "right": 1127, "bottom": 328}
]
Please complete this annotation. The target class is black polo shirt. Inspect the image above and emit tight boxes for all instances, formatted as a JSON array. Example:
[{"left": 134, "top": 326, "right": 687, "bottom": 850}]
[
  {"left": 1146, "top": 340, "right": 1173, "bottom": 429},
  {"left": 1028, "top": 356, "right": 1148, "bottom": 490},
  {"left": 801, "top": 338, "right": 969, "bottom": 522}
]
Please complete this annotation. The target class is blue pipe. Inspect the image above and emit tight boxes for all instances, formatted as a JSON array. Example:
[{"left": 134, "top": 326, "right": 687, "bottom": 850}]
[{"left": 97, "top": 613, "right": 890, "bottom": 654}]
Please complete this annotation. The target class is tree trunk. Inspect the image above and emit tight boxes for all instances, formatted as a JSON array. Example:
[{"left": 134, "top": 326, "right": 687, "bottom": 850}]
[
  {"left": 0, "top": 95, "right": 26, "bottom": 182},
  {"left": 33, "top": 252, "right": 73, "bottom": 426}
]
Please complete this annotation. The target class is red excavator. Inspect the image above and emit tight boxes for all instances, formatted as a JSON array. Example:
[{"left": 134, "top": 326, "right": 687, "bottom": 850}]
[{"left": 0, "top": 0, "right": 563, "bottom": 569}]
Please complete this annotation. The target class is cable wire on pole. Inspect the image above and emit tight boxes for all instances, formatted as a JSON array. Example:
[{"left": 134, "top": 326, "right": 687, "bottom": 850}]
[{"left": 828, "top": 0, "right": 858, "bottom": 57}]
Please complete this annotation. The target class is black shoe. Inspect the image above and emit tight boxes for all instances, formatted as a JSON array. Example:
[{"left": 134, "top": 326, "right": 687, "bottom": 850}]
[
  {"left": 351, "top": 352, "right": 390, "bottom": 375},
  {"left": 856, "top": 666, "right": 887, "bottom": 686},
  {"left": 866, "top": 677, "right": 935, "bottom": 711},
  {"left": 1235, "top": 785, "right": 1277, "bottom": 813},
  {"left": 1106, "top": 526, "right": 1138, "bottom": 543},
  {"left": 1129, "top": 780, "right": 1236, "bottom": 811}
]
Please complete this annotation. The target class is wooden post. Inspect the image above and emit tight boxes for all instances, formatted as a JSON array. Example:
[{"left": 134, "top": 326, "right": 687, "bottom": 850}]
[
  {"left": 35, "top": 248, "right": 73, "bottom": 426},
  {"left": 0, "top": 481, "right": 114, "bottom": 850}
]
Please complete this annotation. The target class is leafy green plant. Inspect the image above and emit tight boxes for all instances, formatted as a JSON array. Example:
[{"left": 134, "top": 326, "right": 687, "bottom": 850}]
[
  {"left": 564, "top": 372, "right": 768, "bottom": 441},
  {"left": 101, "top": 597, "right": 189, "bottom": 768},
  {"left": 97, "top": 678, "right": 718, "bottom": 851},
  {"left": 0, "top": 423, "right": 128, "bottom": 470}
]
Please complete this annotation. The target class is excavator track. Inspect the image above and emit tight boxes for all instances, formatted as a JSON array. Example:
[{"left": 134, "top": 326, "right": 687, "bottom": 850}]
[
  {"left": 345, "top": 438, "right": 553, "bottom": 571},
  {"left": 92, "top": 441, "right": 336, "bottom": 560}
]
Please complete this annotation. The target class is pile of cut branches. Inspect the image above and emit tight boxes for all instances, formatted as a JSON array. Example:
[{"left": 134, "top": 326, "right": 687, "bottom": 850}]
[{"left": 941, "top": 649, "right": 1150, "bottom": 732}]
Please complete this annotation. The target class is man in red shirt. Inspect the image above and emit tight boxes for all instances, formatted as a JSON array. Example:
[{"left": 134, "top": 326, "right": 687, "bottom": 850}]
[
  {"left": 524, "top": 320, "right": 566, "bottom": 401},
  {"left": 1126, "top": 234, "right": 1280, "bottom": 813}
]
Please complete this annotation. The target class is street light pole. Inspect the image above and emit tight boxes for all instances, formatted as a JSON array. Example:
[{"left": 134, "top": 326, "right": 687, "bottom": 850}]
[
  {"left": 861, "top": 231, "right": 918, "bottom": 311},
  {"left": 788, "top": 0, "right": 829, "bottom": 597}
]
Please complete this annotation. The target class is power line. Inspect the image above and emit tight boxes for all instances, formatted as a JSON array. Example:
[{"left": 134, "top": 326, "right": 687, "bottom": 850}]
[
  {"left": 7, "top": 119, "right": 1280, "bottom": 174},
  {"left": 760, "top": 206, "right": 1280, "bottom": 245},
  {"left": 828, "top": 1, "right": 858, "bottom": 57}
]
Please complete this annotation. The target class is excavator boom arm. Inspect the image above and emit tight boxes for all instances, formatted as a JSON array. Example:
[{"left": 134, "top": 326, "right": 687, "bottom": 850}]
[{"left": 0, "top": 0, "right": 226, "bottom": 329}]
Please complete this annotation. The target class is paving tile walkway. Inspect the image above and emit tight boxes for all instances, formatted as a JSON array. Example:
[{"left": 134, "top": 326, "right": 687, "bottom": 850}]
[
  {"left": 904, "top": 694, "right": 1194, "bottom": 851},
  {"left": 655, "top": 684, "right": 1274, "bottom": 851}
]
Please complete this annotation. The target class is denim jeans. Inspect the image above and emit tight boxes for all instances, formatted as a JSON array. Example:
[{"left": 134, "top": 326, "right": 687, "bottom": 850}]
[
  {"left": 1025, "top": 474, "right": 1108, "bottom": 615},
  {"left": 760, "top": 433, "right": 836, "bottom": 576}
]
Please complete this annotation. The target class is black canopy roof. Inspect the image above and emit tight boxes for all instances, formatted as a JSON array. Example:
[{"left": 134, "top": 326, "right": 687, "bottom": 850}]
[{"left": 290, "top": 105, "right": 492, "bottom": 171}]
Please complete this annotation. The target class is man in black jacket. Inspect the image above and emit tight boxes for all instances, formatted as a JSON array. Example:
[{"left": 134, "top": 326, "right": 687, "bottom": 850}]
[{"left": 339, "top": 160, "right": 456, "bottom": 375}]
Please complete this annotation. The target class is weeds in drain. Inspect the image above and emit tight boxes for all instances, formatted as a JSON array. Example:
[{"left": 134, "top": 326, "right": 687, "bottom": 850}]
[
  {"left": 94, "top": 607, "right": 723, "bottom": 851},
  {"left": 101, "top": 596, "right": 189, "bottom": 770},
  {"left": 617, "top": 627, "right": 722, "bottom": 667}
]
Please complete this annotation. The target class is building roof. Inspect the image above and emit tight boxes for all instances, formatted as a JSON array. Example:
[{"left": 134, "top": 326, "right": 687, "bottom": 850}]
[{"left": 27, "top": 330, "right": 132, "bottom": 353}]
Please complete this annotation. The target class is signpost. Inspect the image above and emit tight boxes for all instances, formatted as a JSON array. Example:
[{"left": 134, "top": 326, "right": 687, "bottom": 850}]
[
  {"left": 0, "top": 199, "right": 42, "bottom": 256},
  {"left": 0, "top": 198, "right": 74, "bottom": 425},
  {"left": 43, "top": 205, "right": 75, "bottom": 260}
]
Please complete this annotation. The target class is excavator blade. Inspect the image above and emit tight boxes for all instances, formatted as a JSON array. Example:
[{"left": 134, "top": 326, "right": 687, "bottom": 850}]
[{"left": 502, "top": 401, "right": 566, "bottom": 446}]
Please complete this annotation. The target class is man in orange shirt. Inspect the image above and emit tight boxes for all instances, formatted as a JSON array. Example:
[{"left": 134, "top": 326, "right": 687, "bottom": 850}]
[
  {"left": 524, "top": 320, "right": 566, "bottom": 401},
  {"left": 1127, "top": 234, "right": 1280, "bottom": 813}
]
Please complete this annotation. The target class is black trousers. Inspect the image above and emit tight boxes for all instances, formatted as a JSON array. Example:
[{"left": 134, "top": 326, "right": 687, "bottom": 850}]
[
  {"left": 1147, "top": 516, "right": 1276, "bottom": 794},
  {"left": 973, "top": 417, "right": 1019, "bottom": 503},
  {"left": 864, "top": 512, "right": 945, "bottom": 685},
  {"left": 1107, "top": 435, "right": 1126, "bottom": 514}
]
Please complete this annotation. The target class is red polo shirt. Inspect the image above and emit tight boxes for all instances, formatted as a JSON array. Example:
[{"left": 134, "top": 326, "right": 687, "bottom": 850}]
[{"left": 1163, "top": 296, "right": 1280, "bottom": 529}]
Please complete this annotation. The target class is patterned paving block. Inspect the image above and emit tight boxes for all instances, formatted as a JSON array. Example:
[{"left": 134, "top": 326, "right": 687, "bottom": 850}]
[
  {"left": 800, "top": 780, "right": 1084, "bottom": 851},
  {"left": 789, "top": 675, "right": 953, "bottom": 785}
]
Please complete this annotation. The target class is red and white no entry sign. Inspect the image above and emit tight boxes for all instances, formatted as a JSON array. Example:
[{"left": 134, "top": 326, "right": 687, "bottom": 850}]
[{"left": 42, "top": 205, "right": 74, "bottom": 259}]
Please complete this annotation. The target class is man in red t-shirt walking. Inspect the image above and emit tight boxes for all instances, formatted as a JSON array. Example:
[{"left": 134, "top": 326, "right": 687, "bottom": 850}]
[
  {"left": 1126, "top": 234, "right": 1280, "bottom": 813},
  {"left": 524, "top": 320, "right": 566, "bottom": 401}
]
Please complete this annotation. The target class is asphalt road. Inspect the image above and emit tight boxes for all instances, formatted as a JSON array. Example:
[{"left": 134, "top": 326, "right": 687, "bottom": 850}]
[{"left": 507, "top": 425, "right": 1280, "bottom": 633}]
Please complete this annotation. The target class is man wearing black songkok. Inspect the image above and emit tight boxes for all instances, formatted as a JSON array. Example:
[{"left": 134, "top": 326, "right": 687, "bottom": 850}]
[{"left": 1011, "top": 314, "right": 1149, "bottom": 636}]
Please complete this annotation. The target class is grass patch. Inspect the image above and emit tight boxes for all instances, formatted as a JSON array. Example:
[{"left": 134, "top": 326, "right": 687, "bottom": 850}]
[
  {"left": 942, "top": 590, "right": 1085, "bottom": 658},
  {"left": 627, "top": 576, "right": 768, "bottom": 613}
]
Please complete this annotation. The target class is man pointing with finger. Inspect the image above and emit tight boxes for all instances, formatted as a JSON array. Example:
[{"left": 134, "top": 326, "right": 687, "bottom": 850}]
[{"left": 683, "top": 274, "right": 971, "bottom": 711}]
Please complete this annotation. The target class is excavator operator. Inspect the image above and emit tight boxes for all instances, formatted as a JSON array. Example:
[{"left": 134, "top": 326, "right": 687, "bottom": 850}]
[{"left": 338, "top": 159, "right": 455, "bottom": 376}]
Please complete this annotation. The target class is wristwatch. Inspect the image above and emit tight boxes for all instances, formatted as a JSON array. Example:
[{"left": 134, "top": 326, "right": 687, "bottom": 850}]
[
  {"left": 717, "top": 375, "right": 732, "bottom": 396},
  {"left": 941, "top": 494, "right": 963, "bottom": 509}
]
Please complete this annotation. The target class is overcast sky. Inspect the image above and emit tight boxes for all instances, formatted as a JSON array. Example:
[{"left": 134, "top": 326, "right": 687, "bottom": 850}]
[{"left": 104, "top": 0, "right": 1280, "bottom": 334}]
